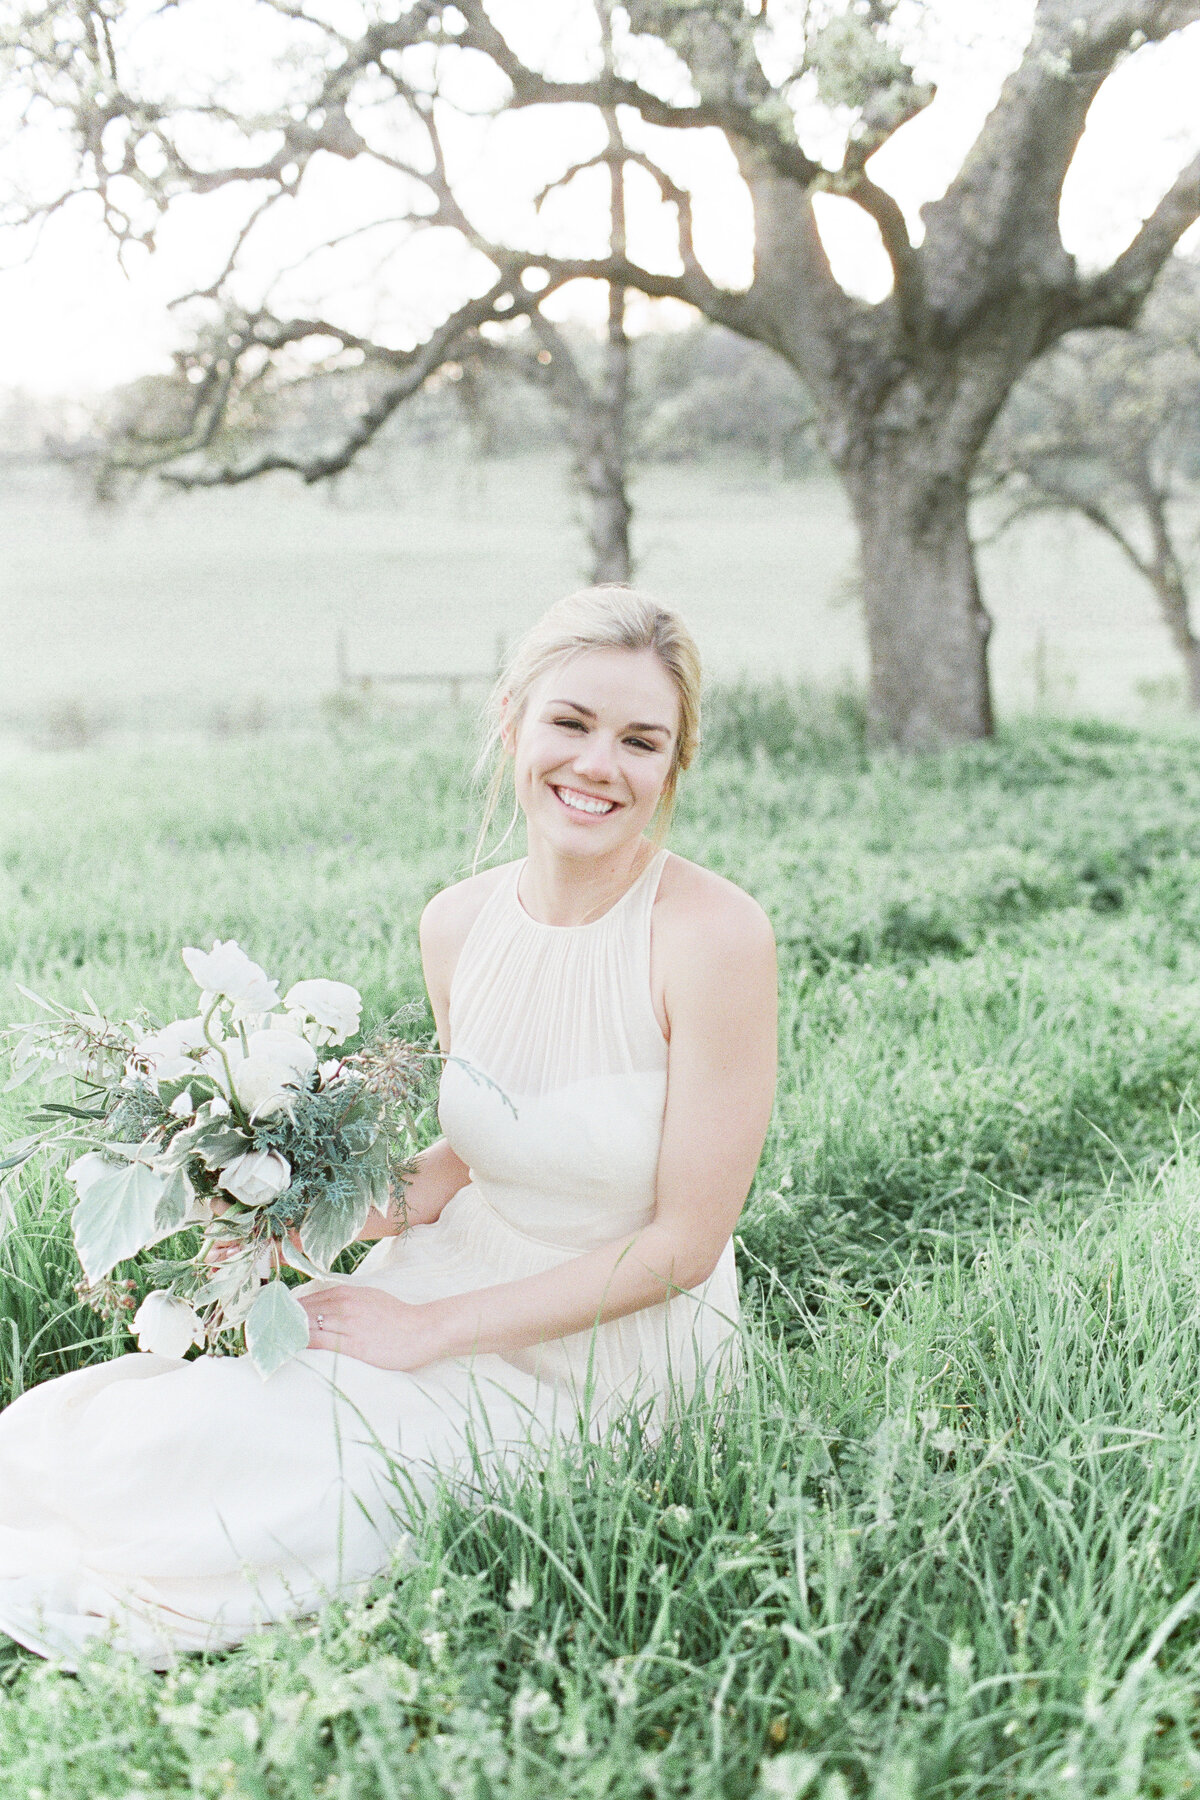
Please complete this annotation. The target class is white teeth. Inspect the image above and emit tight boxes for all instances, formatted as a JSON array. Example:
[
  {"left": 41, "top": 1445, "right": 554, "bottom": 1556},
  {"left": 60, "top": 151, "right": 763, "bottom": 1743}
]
[{"left": 555, "top": 787, "right": 615, "bottom": 816}]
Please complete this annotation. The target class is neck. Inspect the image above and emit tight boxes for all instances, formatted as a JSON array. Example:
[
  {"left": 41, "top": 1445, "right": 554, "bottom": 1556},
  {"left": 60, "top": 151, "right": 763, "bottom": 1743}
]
[{"left": 519, "top": 836, "right": 655, "bottom": 927}]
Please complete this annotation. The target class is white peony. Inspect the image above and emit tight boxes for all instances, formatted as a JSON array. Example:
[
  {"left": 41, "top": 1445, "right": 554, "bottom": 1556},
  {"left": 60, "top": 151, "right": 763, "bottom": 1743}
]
[
  {"left": 231, "top": 1031, "right": 318, "bottom": 1120},
  {"left": 246, "top": 1029, "right": 318, "bottom": 1080},
  {"left": 132, "top": 1291, "right": 205, "bottom": 1358},
  {"left": 182, "top": 941, "right": 281, "bottom": 1022},
  {"left": 282, "top": 979, "right": 362, "bottom": 1047},
  {"left": 217, "top": 1148, "right": 292, "bottom": 1208}
]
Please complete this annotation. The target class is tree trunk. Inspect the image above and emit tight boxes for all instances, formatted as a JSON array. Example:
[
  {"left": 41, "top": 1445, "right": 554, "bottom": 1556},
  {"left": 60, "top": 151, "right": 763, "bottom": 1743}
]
[
  {"left": 846, "top": 458, "right": 994, "bottom": 747},
  {"left": 1149, "top": 566, "right": 1200, "bottom": 710},
  {"left": 1139, "top": 476, "right": 1200, "bottom": 710},
  {"left": 576, "top": 281, "right": 632, "bottom": 584}
]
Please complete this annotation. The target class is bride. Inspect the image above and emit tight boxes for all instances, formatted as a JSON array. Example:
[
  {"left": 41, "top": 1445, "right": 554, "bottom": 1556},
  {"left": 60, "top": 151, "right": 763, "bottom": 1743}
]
[{"left": 0, "top": 585, "right": 778, "bottom": 1667}]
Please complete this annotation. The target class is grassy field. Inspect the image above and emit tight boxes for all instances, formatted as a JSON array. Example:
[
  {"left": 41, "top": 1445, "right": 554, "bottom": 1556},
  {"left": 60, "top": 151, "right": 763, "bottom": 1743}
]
[
  {"left": 5, "top": 701, "right": 1200, "bottom": 1795},
  {"left": 2, "top": 451, "right": 1195, "bottom": 741}
]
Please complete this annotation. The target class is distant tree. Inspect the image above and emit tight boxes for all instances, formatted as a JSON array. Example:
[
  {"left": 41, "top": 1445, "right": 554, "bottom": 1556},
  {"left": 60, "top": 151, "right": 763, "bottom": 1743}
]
[
  {"left": 7, "top": 1, "right": 1200, "bottom": 743},
  {"left": 982, "top": 257, "right": 1200, "bottom": 706},
  {"left": 633, "top": 325, "right": 821, "bottom": 471}
]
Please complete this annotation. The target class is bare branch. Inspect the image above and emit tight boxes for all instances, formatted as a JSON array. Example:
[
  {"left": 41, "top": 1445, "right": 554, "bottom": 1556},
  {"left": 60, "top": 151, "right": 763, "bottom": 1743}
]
[{"left": 1064, "top": 152, "right": 1200, "bottom": 333}]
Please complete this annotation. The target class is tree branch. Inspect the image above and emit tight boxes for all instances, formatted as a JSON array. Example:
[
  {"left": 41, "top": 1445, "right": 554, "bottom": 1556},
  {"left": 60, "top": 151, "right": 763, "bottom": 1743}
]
[
  {"left": 124, "top": 282, "right": 532, "bottom": 487},
  {"left": 1064, "top": 152, "right": 1200, "bottom": 333}
]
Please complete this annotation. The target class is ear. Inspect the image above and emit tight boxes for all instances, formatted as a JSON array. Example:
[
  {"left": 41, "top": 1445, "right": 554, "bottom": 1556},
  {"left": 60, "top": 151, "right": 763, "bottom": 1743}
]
[{"left": 498, "top": 692, "right": 517, "bottom": 755}]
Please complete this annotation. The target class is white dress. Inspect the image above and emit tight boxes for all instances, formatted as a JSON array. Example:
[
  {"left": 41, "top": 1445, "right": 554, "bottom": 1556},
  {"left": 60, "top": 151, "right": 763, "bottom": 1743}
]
[{"left": 0, "top": 848, "right": 741, "bottom": 1666}]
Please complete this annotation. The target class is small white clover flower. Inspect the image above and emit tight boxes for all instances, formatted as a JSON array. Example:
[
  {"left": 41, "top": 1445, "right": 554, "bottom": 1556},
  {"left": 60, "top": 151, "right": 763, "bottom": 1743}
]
[{"left": 506, "top": 1575, "right": 536, "bottom": 1611}]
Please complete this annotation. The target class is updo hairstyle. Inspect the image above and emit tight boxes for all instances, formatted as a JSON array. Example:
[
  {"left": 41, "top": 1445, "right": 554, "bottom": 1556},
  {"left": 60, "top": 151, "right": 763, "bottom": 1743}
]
[{"left": 474, "top": 585, "right": 702, "bottom": 867}]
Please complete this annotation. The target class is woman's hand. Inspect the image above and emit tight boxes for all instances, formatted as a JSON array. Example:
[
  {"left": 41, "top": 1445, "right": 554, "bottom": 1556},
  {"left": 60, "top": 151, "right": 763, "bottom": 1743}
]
[
  {"left": 203, "top": 1197, "right": 301, "bottom": 1270},
  {"left": 297, "top": 1283, "right": 448, "bottom": 1371}
]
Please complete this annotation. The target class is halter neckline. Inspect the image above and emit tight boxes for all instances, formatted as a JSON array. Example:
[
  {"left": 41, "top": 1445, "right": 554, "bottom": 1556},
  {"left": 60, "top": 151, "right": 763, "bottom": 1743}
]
[{"left": 512, "top": 846, "right": 668, "bottom": 933}]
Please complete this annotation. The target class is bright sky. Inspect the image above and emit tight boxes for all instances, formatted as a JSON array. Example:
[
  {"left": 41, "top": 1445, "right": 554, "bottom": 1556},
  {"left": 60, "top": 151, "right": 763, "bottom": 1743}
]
[{"left": 3, "top": 1, "right": 1200, "bottom": 397}]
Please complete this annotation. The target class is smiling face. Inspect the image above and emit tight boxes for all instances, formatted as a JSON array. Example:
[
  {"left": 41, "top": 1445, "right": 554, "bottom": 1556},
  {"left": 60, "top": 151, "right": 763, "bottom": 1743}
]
[{"left": 508, "top": 647, "right": 682, "bottom": 858}]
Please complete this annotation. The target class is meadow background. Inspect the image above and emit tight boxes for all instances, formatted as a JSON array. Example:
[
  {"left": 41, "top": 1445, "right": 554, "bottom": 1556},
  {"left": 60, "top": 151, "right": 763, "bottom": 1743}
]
[
  {"left": 3, "top": 444, "right": 1196, "bottom": 748},
  {"left": 5, "top": 609, "right": 1200, "bottom": 1792}
]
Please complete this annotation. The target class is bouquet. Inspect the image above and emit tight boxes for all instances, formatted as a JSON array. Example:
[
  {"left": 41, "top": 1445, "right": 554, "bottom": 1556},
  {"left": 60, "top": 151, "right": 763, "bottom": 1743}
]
[{"left": 1, "top": 940, "right": 433, "bottom": 1376}]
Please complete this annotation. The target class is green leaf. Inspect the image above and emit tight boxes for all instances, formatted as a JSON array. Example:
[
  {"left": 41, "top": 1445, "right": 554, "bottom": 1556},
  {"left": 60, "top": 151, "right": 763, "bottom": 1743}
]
[
  {"left": 279, "top": 1236, "right": 339, "bottom": 1281},
  {"left": 153, "top": 1164, "right": 197, "bottom": 1234},
  {"left": 0, "top": 1136, "right": 42, "bottom": 1176},
  {"left": 301, "top": 1189, "right": 371, "bottom": 1271},
  {"left": 30, "top": 1100, "right": 108, "bottom": 1120},
  {"left": 193, "top": 1126, "right": 251, "bottom": 1171},
  {"left": 245, "top": 1280, "right": 311, "bottom": 1378},
  {"left": 3, "top": 1060, "right": 45, "bottom": 1092},
  {"left": 72, "top": 1159, "right": 168, "bottom": 1283}
]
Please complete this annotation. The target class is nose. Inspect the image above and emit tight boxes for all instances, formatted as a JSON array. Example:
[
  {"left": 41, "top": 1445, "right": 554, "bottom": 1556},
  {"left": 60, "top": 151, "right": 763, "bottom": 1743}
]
[{"left": 571, "top": 730, "right": 620, "bottom": 784}]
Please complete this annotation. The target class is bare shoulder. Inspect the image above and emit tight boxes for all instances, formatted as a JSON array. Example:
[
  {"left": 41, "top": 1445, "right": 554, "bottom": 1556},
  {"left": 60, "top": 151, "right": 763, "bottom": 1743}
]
[
  {"left": 420, "top": 862, "right": 513, "bottom": 965},
  {"left": 654, "top": 852, "right": 775, "bottom": 972}
]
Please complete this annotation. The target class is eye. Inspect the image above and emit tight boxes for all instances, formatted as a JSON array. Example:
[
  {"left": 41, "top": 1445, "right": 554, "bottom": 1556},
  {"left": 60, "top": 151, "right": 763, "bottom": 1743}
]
[
  {"left": 626, "top": 737, "right": 658, "bottom": 753},
  {"left": 553, "top": 717, "right": 586, "bottom": 731}
]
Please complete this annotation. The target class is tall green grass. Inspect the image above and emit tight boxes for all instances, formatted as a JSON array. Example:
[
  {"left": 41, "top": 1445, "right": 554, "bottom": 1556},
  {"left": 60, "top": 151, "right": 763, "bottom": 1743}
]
[{"left": 5, "top": 701, "right": 1200, "bottom": 1796}]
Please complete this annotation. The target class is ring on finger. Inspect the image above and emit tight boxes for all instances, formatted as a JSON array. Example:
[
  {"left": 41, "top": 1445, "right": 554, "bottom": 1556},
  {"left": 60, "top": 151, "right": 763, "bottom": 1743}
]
[{"left": 316, "top": 1313, "right": 325, "bottom": 1327}]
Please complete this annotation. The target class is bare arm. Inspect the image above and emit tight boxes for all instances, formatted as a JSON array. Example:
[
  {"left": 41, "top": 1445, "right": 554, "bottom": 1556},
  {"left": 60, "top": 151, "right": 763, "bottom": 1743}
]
[
  {"left": 352, "top": 876, "right": 487, "bottom": 1241},
  {"left": 302, "top": 874, "right": 778, "bottom": 1367},
  {"left": 356, "top": 1136, "right": 471, "bottom": 1239}
]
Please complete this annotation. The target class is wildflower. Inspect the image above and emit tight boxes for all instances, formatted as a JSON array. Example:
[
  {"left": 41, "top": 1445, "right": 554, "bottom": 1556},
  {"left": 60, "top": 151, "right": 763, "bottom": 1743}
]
[
  {"left": 661, "top": 1503, "right": 692, "bottom": 1540},
  {"left": 506, "top": 1575, "right": 536, "bottom": 1611}
]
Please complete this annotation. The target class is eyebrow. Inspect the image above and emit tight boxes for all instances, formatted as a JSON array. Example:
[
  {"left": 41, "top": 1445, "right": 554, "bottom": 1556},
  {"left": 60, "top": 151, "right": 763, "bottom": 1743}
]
[{"left": 548, "top": 699, "right": 673, "bottom": 736}]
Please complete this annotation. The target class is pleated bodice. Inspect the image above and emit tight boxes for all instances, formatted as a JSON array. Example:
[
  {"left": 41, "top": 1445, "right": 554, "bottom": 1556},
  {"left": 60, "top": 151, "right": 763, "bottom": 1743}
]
[{"left": 435, "top": 848, "right": 671, "bottom": 1250}]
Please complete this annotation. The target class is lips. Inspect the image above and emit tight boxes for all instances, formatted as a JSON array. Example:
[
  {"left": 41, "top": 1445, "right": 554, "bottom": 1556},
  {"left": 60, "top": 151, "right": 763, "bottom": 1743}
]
[{"left": 551, "top": 784, "right": 618, "bottom": 817}]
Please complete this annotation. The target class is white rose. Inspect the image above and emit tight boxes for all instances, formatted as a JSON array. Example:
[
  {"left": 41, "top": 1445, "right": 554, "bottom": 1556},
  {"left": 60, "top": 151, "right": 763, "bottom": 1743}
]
[
  {"left": 182, "top": 941, "right": 281, "bottom": 1022},
  {"left": 282, "top": 979, "right": 362, "bottom": 1047},
  {"left": 132, "top": 1291, "right": 205, "bottom": 1359},
  {"left": 217, "top": 1148, "right": 292, "bottom": 1208}
]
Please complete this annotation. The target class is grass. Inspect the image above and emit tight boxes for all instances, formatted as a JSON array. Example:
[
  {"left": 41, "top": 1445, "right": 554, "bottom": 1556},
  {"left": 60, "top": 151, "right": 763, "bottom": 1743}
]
[{"left": 5, "top": 698, "right": 1200, "bottom": 1794}]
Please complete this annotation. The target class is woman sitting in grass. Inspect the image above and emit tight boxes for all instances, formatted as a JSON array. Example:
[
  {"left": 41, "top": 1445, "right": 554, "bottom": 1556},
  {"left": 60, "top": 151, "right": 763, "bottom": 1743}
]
[{"left": 0, "top": 586, "right": 777, "bottom": 1667}]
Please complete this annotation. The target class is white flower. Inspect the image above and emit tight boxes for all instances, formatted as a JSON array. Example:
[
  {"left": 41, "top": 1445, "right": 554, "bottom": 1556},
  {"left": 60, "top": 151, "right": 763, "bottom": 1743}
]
[
  {"left": 132, "top": 1015, "right": 215, "bottom": 1087},
  {"left": 232, "top": 1030, "right": 318, "bottom": 1120},
  {"left": 247, "top": 1029, "right": 318, "bottom": 1080},
  {"left": 217, "top": 1148, "right": 291, "bottom": 1208},
  {"left": 282, "top": 979, "right": 362, "bottom": 1047},
  {"left": 506, "top": 1575, "right": 535, "bottom": 1611},
  {"left": 181, "top": 941, "right": 281, "bottom": 1021},
  {"left": 318, "top": 1059, "right": 342, "bottom": 1087},
  {"left": 132, "top": 1292, "right": 205, "bottom": 1359},
  {"left": 168, "top": 1088, "right": 196, "bottom": 1118}
]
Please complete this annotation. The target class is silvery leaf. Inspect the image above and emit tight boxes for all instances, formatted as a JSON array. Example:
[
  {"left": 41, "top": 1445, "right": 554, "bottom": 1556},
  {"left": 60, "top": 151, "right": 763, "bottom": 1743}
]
[
  {"left": 245, "top": 1279, "right": 311, "bottom": 1378},
  {"left": 300, "top": 1189, "right": 372, "bottom": 1271},
  {"left": 72, "top": 1158, "right": 168, "bottom": 1283},
  {"left": 152, "top": 1163, "right": 197, "bottom": 1235}
]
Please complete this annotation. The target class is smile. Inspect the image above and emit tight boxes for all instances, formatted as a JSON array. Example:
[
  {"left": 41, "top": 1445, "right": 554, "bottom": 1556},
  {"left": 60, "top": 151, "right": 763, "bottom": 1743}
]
[{"left": 552, "top": 785, "right": 618, "bottom": 817}]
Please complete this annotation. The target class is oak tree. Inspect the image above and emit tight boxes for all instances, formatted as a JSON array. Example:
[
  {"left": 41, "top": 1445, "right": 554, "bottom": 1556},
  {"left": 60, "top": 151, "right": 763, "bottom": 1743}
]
[{"left": 8, "top": 0, "right": 1200, "bottom": 742}]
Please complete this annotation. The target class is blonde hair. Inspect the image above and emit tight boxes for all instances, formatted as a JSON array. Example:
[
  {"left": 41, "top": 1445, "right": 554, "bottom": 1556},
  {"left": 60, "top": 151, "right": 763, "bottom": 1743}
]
[{"left": 473, "top": 585, "right": 702, "bottom": 868}]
